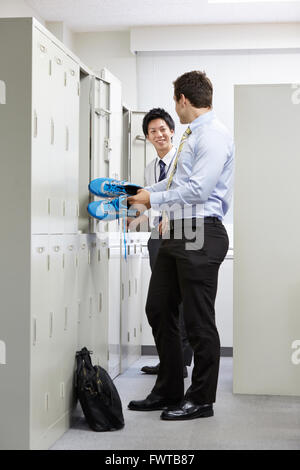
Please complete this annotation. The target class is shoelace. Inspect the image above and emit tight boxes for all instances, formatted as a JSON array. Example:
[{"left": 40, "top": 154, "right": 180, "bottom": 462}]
[{"left": 104, "top": 180, "right": 126, "bottom": 195}]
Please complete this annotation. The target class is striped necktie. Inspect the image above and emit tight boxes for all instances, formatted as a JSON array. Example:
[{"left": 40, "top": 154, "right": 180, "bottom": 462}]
[
  {"left": 158, "top": 159, "right": 166, "bottom": 182},
  {"left": 161, "top": 127, "right": 192, "bottom": 233}
]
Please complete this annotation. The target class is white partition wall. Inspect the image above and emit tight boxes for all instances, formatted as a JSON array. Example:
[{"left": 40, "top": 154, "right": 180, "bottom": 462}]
[{"left": 234, "top": 84, "right": 300, "bottom": 396}]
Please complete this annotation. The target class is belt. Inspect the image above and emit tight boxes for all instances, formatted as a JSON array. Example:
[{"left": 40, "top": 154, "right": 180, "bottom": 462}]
[{"left": 169, "top": 217, "right": 221, "bottom": 231}]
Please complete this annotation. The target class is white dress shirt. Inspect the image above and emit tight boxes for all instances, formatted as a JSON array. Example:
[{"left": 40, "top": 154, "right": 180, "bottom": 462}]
[
  {"left": 147, "top": 110, "right": 234, "bottom": 221},
  {"left": 144, "top": 146, "right": 177, "bottom": 229}
]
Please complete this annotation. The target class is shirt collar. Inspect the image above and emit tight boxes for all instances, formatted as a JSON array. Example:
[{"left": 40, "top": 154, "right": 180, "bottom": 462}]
[
  {"left": 189, "top": 109, "right": 216, "bottom": 132},
  {"left": 156, "top": 146, "right": 177, "bottom": 167}
]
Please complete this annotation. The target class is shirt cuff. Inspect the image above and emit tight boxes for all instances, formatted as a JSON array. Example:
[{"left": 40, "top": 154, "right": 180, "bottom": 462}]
[
  {"left": 145, "top": 185, "right": 153, "bottom": 193},
  {"left": 150, "top": 191, "right": 164, "bottom": 211}
]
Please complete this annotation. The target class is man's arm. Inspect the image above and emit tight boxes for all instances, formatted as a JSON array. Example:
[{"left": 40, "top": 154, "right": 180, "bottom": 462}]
[{"left": 150, "top": 131, "right": 230, "bottom": 210}]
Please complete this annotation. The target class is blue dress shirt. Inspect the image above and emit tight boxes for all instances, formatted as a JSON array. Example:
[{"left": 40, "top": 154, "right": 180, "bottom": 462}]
[{"left": 147, "top": 110, "right": 234, "bottom": 221}]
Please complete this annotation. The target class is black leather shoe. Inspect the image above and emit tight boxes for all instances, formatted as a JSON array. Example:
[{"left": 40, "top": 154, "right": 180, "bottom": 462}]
[
  {"left": 141, "top": 363, "right": 160, "bottom": 374},
  {"left": 160, "top": 401, "right": 213, "bottom": 421},
  {"left": 141, "top": 364, "right": 188, "bottom": 379},
  {"left": 128, "top": 394, "right": 174, "bottom": 411}
]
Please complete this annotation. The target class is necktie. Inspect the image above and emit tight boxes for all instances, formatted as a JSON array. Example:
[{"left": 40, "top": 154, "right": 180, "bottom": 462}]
[
  {"left": 158, "top": 159, "right": 166, "bottom": 182},
  {"left": 161, "top": 127, "right": 192, "bottom": 233}
]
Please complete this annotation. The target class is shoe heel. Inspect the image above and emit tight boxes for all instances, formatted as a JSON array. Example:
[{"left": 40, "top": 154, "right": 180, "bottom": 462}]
[{"left": 201, "top": 409, "right": 214, "bottom": 418}]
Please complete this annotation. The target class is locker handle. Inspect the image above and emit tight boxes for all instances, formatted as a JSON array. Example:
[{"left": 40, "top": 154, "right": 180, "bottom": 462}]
[
  {"left": 68, "top": 245, "right": 74, "bottom": 251},
  {"left": 51, "top": 118, "right": 54, "bottom": 145},
  {"left": 65, "top": 126, "right": 69, "bottom": 151},
  {"left": 64, "top": 307, "right": 68, "bottom": 331},
  {"left": 37, "top": 247, "right": 45, "bottom": 253},
  {"left": 49, "top": 312, "right": 53, "bottom": 338},
  {"left": 54, "top": 246, "right": 60, "bottom": 252},
  {"left": 33, "top": 110, "right": 38, "bottom": 138},
  {"left": 33, "top": 317, "right": 37, "bottom": 345},
  {"left": 121, "top": 283, "right": 124, "bottom": 301},
  {"left": 89, "top": 297, "right": 92, "bottom": 318}
]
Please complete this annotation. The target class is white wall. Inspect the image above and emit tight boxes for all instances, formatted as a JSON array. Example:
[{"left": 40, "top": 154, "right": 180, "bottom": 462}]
[
  {"left": 73, "top": 31, "right": 137, "bottom": 109},
  {"left": 0, "top": 0, "right": 45, "bottom": 24},
  {"left": 137, "top": 48, "right": 300, "bottom": 224},
  {"left": 45, "top": 21, "right": 75, "bottom": 53}
]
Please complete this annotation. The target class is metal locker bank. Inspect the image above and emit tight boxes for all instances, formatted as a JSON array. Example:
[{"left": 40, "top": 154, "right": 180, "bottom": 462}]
[{"left": 0, "top": 17, "right": 135, "bottom": 450}]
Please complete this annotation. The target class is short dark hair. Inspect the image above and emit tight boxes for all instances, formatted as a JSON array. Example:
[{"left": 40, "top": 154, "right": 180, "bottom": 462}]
[
  {"left": 173, "top": 71, "right": 213, "bottom": 108},
  {"left": 142, "top": 108, "right": 175, "bottom": 137}
]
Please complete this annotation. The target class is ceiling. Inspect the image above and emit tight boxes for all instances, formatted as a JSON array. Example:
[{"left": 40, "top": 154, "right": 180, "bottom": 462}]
[{"left": 26, "top": 0, "right": 300, "bottom": 31}]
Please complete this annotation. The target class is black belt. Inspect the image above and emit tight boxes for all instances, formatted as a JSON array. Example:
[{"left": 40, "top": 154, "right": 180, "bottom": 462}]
[{"left": 169, "top": 217, "right": 221, "bottom": 231}]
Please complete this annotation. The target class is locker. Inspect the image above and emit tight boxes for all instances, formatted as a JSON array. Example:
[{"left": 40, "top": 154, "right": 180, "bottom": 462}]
[
  {"left": 62, "top": 234, "right": 79, "bottom": 413},
  {"left": 31, "top": 30, "right": 52, "bottom": 234},
  {"left": 91, "top": 77, "right": 110, "bottom": 180},
  {"left": 48, "top": 42, "right": 66, "bottom": 234},
  {"left": 30, "top": 235, "right": 49, "bottom": 445},
  {"left": 47, "top": 235, "right": 65, "bottom": 425},
  {"left": 63, "top": 55, "right": 80, "bottom": 234},
  {"left": 95, "top": 235, "right": 109, "bottom": 369},
  {"left": 0, "top": 17, "right": 132, "bottom": 449},
  {"left": 77, "top": 234, "right": 93, "bottom": 350},
  {"left": 107, "top": 236, "right": 121, "bottom": 378}
]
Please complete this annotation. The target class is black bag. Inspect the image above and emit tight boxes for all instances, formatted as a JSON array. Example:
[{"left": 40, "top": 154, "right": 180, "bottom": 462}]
[{"left": 75, "top": 347, "right": 124, "bottom": 432}]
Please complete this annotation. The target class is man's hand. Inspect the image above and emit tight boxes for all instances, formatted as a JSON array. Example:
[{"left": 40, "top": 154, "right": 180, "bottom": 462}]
[{"left": 128, "top": 189, "right": 151, "bottom": 209}]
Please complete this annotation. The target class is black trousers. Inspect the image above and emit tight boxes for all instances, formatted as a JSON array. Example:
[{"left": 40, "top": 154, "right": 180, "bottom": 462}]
[
  {"left": 145, "top": 218, "right": 229, "bottom": 405},
  {"left": 147, "top": 233, "right": 193, "bottom": 367}
]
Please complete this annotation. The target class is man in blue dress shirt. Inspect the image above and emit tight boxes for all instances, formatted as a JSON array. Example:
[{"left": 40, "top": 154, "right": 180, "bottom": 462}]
[{"left": 127, "top": 71, "right": 234, "bottom": 421}]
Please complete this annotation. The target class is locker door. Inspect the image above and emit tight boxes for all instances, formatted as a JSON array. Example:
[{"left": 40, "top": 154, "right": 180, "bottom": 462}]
[
  {"left": 62, "top": 234, "right": 79, "bottom": 413},
  {"left": 31, "top": 30, "right": 51, "bottom": 234},
  {"left": 47, "top": 235, "right": 64, "bottom": 425},
  {"left": 77, "top": 235, "right": 93, "bottom": 349},
  {"left": 48, "top": 42, "right": 66, "bottom": 234},
  {"left": 97, "top": 237, "right": 109, "bottom": 369},
  {"left": 132, "top": 241, "right": 142, "bottom": 352},
  {"left": 30, "top": 235, "right": 49, "bottom": 446},
  {"left": 107, "top": 240, "right": 121, "bottom": 378},
  {"left": 91, "top": 78, "right": 110, "bottom": 180},
  {"left": 129, "top": 111, "right": 156, "bottom": 186},
  {"left": 63, "top": 54, "right": 80, "bottom": 234},
  {"left": 120, "top": 236, "right": 130, "bottom": 372}
]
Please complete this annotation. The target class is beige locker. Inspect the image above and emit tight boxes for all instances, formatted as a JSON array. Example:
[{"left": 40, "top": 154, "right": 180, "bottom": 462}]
[
  {"left": 63, "top": 54, "right": 80, "bottom": 234},
  {"left": 47, "top": 235, "right": 65, "bottom": 425},
  {"left": 48, "top": 42, "right": 66, "bottom": 234},
  {"left": 77, "top": 235, "right": 93, "bottom": 350},
  {"left": 62, "top": 235, "right": 79, "bottom": 413},
  {"left": 30, "top": 235, "right": 49, "bottom": 446},
  {"left": 32, "top": 30, "right": 51, "bottom": 234}
]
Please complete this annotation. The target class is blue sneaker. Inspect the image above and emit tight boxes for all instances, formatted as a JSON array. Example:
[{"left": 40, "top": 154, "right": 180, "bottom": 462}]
[
  {"left": 87, "top": 196, "right": 139, "bottom": 221},
  {"left": 89, "top": 177, "right": 142, "bottom": 198}
]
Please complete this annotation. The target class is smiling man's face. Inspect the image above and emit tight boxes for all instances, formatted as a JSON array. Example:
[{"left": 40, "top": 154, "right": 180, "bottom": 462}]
[{"left": 146, "top": 118, "right": 174, "bottom": 156}]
